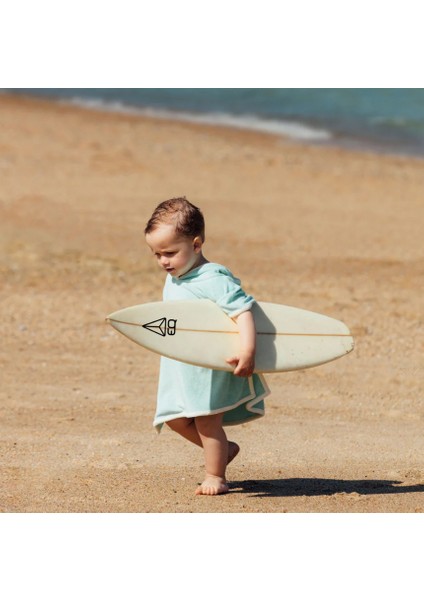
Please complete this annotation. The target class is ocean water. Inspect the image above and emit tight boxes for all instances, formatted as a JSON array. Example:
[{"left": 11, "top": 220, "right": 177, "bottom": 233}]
[{"left": 4, "top": 88, "right": 424, "bottom": 157}]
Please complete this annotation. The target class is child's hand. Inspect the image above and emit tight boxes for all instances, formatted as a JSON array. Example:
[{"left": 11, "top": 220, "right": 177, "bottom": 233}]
[
  {"left": 226, "top": 352, "right": 255, "bottom": 377},
  {"left": 228, "top": 311, "right": 256, "bottom": 377}
]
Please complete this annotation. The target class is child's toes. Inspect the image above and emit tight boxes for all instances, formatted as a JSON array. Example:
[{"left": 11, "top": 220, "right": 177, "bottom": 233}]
[{"left": 195, "top": 477, "right": 229, "bottom": 495}]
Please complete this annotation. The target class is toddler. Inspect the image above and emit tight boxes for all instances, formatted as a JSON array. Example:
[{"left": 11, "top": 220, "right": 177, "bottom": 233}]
[{"left": 144, "top": 197, "right": 270, "bottom": 495}]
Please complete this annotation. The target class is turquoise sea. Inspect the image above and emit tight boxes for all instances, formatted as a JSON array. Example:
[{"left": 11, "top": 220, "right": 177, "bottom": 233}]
[{"left": 4, "top": 88, "right": 424, "bottom": 157}]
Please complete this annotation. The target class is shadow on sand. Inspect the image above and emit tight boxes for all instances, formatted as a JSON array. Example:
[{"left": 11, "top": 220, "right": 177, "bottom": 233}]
[{"left": 228, "top": 477, "right": 424, "bottom": 498}]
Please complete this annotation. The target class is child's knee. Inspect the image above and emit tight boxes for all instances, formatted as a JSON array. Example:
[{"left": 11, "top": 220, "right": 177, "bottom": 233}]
[
  {"left": 167, "top": 417, "right": 193, "bottom": 433},
  {"left": 195, "top": 413, "right": 223, "bottom": 435}
]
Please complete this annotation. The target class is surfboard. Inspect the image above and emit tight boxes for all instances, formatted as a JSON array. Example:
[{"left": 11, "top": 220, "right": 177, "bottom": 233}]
[{"left": 106, "top": 299, "right": 354, "bottom": 373}]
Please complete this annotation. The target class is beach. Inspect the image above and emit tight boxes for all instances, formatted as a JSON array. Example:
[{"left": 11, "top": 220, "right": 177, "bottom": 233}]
[{"left": 1, "top": 93, "right": 423, "bottom": 513}]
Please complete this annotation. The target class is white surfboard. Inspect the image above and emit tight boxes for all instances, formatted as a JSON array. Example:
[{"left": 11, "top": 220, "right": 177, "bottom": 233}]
[{"left": 106, "top": 300, "right": 354, "bottom": 373}]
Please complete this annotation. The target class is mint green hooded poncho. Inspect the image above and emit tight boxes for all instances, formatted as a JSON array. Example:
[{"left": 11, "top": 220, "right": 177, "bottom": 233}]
[{"left": 153, "top": 263, "right": 270, "bottom": 432}]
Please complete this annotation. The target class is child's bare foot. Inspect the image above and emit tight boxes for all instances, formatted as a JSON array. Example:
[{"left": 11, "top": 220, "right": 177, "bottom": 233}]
[
  {"left": 195, "top": 475, "right": 229, "bottom": 496},
  {"left": 227, "top": 441, "right": 240, "bottom": 465}
]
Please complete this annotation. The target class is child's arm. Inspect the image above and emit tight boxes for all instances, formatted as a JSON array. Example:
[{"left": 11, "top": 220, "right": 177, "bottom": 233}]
[{"left": 226, "top": 310, "right": 256, "bottom": 377}]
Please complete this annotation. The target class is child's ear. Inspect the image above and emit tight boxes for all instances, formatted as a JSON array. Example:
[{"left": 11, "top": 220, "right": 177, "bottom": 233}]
[{"left": 193, "top": 236, "right": 203, "bottom": 252}]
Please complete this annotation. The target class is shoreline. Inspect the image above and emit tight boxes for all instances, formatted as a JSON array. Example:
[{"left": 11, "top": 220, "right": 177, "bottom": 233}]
[{"left": 3, "top": 90, "right": 424, "bottom": 162}]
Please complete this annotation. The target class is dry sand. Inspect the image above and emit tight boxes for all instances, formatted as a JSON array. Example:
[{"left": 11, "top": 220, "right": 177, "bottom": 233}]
[{"left": 1, "top": 93, "right": 423, "bottom": 513}]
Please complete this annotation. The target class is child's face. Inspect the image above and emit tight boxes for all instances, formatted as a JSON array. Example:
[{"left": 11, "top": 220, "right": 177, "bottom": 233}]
[{"left": 145, "top": 223, "right": 203, "bottom": 278}]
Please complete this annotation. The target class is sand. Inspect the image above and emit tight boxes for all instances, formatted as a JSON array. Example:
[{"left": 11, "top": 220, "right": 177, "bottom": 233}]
[{"left": 1, "top": 93, "right": 423, "bottom": 513}]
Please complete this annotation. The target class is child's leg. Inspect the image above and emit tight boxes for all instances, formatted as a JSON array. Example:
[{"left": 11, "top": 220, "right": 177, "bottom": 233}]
[
  {"left": 194, "top": 413, "right": 229, "bottom": 495},
  {"left": 167, "top": 417, "right": 202, "bottom": 447},
  {"left": 167, "top": 417, "right": 240, "bottom": 464}
]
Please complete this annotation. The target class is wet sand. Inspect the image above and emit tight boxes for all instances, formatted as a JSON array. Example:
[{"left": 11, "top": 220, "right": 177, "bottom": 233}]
[{"left": 1, "top": 93, "right": 423, "bottom": 512}]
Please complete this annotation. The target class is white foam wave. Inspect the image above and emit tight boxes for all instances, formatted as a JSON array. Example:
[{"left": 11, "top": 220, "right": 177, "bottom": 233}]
[{"left": 63, "top": 96, "right": 333, "bottom": 142}]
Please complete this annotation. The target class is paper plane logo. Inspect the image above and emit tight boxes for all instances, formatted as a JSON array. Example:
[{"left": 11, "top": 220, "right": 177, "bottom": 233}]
[
  {"left": 142, "top": 317, "right": 177, "bottom": 337},
  {"left": 142, "top": 317, "right": 167, "bottom": 337}
]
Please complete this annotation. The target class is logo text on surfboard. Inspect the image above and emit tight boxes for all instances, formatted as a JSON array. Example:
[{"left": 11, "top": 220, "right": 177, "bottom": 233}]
[{"left": 142, "top": 317, "right": 177, "bottom": 337}]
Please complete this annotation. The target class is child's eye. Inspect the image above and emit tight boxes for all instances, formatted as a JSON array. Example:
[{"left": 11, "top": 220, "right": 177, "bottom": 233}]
[{"left": 154, "top": 252, "right": 176, "bottom": 258}]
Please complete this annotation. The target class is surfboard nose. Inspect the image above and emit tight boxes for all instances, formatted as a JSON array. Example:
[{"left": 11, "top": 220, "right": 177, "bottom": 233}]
[{"left": 106, "top": 309, "right": 122, "bottom": 322}]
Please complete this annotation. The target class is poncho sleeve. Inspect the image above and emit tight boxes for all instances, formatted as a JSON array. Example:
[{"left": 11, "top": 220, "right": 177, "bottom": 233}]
[{"left": 192, "top": 267, "right": 255, "bottom": 318}]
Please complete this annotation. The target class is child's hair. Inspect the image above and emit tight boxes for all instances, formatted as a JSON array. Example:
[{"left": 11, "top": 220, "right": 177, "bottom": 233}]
[{"left": 144, "top": 197, "right": 205, "bottom": 242}]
